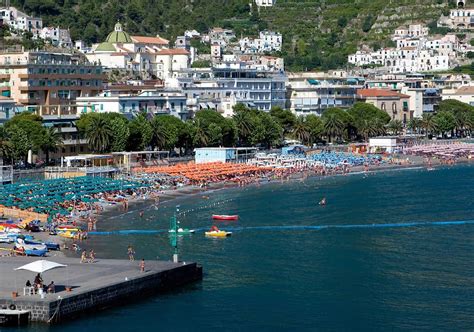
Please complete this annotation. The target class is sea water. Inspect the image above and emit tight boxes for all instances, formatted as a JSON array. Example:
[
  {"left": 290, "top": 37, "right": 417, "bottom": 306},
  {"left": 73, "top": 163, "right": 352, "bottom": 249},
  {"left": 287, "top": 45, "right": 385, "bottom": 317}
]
[{"left": 20, "top": 165, "right": 474, "bottom": 331}]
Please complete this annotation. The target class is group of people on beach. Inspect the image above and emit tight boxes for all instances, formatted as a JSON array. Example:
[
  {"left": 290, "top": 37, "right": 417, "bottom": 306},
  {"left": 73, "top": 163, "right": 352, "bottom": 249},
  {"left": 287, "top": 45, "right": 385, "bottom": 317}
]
[{"left": 80, "top": 249, "right": 96, "bottom": 263}]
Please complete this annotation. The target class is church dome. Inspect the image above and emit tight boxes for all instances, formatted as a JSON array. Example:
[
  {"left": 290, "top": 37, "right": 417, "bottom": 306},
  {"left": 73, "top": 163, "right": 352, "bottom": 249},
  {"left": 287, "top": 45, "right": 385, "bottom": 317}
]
[{"left": 105, "top": 22, "right": 132, "bottom": 43}]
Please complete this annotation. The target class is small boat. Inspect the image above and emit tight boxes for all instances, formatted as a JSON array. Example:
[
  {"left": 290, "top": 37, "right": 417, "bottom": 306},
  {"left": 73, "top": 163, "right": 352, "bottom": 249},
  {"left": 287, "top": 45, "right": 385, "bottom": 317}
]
[
  {"left": 0, "top": 233, "right": 13, "bottom": 243},
  {"left": 212, "top": 215, "right": 239, "bottom": 221},
  {"left": 56, "top": 225, "right": 80, "bottom": 232},
  {"left": 24, "top": 239, "right": 60, "bottom": 251},
  {"left": 168, "top": 228, "right": 195, "bottom": 235},
  {"left": 15, "top": 239, "right": 47, "bottom": 257},
  {"left": 58, "top": 231, "right": 76, "bottom": 239},
  {"left": 205, "top": 230, "right": 232, "bottom": 238}
]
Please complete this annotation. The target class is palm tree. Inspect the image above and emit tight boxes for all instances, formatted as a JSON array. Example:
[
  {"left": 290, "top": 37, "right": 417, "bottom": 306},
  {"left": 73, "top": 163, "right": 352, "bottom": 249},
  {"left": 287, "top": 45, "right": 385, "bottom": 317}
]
[
  {"left": 373, "top": 117, "right": 387, "bottom": 137},
  {"left": 421, "top": 113, "right": 436, "bottom": 137},
  {"left": 40, "top": 127, "right": 63, "bottom": 164},
  {"left": 387, "top": 120, "right": 403, "bottom": 136},
  {"left": 193, "top": 119, "right": 209, "bottom": 147},
  {"left": 454, "top": 111, "right": 467, "bottom": 137},
  {"left": 407, "top": 118, "right": 422, "bottom": 135},
  {"left": 292, "top": 116, "right": 310, "bottom": 144},
  {"left": 86, "top": 116, "right": 113, "bottom": 153},
  {"left": 233, "top": 111, "right": 253, "bottom": 145},
  {"left": 358, "top": 119, "right": 377, "bottom": 142},
  {"left": 150, "top": 117, "right": 167, "bottom": 149},
  {"left": 323, "top": 113, "right": 344, "bottom": 143}
]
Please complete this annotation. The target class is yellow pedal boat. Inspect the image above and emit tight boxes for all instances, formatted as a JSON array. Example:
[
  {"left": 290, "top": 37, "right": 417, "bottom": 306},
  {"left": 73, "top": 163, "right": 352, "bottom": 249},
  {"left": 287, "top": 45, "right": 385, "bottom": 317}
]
[{"left": 205, "top": 230, "right": 232, "bottom": 238}]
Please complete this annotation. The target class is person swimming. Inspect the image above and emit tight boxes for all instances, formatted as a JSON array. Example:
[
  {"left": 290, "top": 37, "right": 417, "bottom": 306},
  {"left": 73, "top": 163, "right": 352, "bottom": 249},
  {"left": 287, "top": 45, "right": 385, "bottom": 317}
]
[{"left": 319, "top": 197, "right": 326, "bottom": 206}]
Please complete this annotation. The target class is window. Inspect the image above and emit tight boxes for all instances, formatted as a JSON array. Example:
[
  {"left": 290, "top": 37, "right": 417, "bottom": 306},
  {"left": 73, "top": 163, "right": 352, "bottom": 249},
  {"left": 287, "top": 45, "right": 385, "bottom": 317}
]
[{"left": 381, "top": 102, "right": 386, "bottom": 111}]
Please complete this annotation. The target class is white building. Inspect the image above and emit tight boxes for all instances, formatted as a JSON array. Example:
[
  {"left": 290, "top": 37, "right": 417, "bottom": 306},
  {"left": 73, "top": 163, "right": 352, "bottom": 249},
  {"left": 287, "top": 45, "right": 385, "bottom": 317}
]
[
  {"left": 255, "top": 0, "right": 276, "bottom": 6},
  {"left": 441, "top": 85, "right": 474, "bottom": 106},
  {"left": 155, "top": 49, "right": 190, "bottom": 80},
  {"left": 348, "top": 23, "right": 455, "bottom": 73},
  {"left": 85, "top": 22, "right": 191, "bottom": 81},
  {"left": 239, "top": 30, "right": 282, "bottom": 54},
  {"left": 39, "top": 27, "right": 72, "bottom": 48},
  {"left": 0, "top": 6, "right": 42, "bottom": 37},
  {"left": 76, "top": 90, "right": 190, "bottom": 120},
  {"left": 393, "top": 24, "right": 429, "bottom": 39}
]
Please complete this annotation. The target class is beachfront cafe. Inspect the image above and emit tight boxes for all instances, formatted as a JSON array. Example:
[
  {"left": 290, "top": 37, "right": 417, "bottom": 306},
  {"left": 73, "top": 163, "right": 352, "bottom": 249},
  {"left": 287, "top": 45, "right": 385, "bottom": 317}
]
[
  {"left": 45, "top": 154, "right": 119, "bottom": 179},
  {"left": 369, "top": 137, "right": 400, "bottom": 154},
  {"left": 194, "top": 147, "right": 257, "bottom": 164},
  {"left": 112, "top": 151, "right": 170, "bottom": 173}
]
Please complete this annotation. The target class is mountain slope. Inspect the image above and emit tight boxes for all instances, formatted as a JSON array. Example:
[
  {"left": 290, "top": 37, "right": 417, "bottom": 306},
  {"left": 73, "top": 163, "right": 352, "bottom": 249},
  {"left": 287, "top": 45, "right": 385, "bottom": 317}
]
[{"left": 10, "top": 0, "right": 449, "bottom": 71}]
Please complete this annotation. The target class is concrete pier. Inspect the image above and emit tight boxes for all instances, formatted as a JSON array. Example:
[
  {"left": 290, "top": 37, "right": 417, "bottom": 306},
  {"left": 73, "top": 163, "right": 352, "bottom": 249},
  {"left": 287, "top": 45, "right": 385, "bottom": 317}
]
[{"left": 0, "top": 256, "right": 202, "bottom": 323}]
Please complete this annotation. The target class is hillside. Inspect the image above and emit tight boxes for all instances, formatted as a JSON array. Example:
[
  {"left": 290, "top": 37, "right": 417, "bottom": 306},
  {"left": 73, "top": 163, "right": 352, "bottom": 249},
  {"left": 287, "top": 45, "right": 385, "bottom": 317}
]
[{"left": 10, "top": 0, "right": 452, "bottom": 71}]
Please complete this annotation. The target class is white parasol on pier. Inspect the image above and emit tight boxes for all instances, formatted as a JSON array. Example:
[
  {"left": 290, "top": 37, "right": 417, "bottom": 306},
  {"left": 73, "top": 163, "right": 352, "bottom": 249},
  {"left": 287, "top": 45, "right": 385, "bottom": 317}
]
[{"left": 15, "top": 260, "right": 67, "bottom": 273}]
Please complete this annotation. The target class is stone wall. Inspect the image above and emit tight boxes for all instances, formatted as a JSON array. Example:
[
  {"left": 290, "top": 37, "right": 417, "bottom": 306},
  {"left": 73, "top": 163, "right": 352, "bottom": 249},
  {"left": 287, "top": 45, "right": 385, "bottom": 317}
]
[{"left": 0, "top": 263, "right": 202, "bottom": 324}]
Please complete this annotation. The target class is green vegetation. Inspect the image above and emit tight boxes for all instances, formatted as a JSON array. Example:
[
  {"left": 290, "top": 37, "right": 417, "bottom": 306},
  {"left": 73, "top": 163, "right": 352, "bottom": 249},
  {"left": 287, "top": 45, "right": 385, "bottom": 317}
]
[
  {"left": 2, "top": 100, "right": 473, "bottom": 165},
  {"left": 9, "top": 0, "right": 447, "bottom": 71}
]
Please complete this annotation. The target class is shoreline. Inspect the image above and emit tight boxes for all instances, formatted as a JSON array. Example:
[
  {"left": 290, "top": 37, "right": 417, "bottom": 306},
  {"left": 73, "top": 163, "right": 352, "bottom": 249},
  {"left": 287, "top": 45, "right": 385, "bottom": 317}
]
[{"left": 30, "top": 156, "right": 474, "bottom": 259}]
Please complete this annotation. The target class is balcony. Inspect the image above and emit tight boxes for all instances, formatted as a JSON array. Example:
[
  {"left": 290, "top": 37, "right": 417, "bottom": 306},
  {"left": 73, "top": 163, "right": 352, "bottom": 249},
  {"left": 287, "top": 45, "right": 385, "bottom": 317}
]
[{"left": 62, "top": 138, "right": 87, "bottom": 145}]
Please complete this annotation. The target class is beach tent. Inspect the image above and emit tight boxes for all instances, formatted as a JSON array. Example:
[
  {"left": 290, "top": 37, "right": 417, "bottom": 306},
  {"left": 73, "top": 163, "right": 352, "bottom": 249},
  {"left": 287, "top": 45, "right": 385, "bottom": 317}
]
[{"left": 15, "top": 260, "right": 67, "bottom": 274}]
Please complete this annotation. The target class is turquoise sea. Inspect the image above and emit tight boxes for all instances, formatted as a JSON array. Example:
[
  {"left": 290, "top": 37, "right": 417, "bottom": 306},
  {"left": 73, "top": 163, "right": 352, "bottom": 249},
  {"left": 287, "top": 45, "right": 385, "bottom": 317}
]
[{"left": 20, "top": 165, "right": 474, "bottom": 331}]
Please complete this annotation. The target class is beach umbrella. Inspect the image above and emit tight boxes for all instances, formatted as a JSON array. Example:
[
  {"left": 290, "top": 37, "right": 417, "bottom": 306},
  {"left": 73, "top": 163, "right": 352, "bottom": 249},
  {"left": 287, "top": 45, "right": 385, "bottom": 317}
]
[{"left": 15, "top": 260, "right": 67, "bottom": 274}]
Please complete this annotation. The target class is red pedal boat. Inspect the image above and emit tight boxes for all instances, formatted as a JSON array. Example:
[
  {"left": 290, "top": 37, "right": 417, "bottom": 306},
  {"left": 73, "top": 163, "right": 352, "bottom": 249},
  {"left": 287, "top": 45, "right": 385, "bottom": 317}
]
[{"left": 212, "top": 215, "right": 239, "bottom": 221}]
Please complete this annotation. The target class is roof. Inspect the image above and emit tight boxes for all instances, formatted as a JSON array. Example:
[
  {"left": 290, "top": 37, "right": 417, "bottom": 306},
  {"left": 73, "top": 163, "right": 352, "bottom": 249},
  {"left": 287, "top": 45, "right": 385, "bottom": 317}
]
[
  {"left": 105, "top": 22, "right": 132, "bottom": 43},
  {"left": 95, "top": 42, "right": 117, "bottom": 52},
  {"left": 357, "top": 89, "right": 410, "bottom": 99},
  {"left": 454, "top": 86, "right": 474, "bottom": 95},
  {"left": 131, "top": 36, "right": 169, "bottom": 45},
  {"left": 156, "top": 48, "right": 190, "bottom": 55}
]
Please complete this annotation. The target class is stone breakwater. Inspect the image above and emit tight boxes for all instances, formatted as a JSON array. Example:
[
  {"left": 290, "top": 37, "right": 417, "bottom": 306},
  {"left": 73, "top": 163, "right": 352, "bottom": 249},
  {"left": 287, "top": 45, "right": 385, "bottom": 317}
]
[{"left": 0, "top": 257, "right": 203, "bottom": 323}]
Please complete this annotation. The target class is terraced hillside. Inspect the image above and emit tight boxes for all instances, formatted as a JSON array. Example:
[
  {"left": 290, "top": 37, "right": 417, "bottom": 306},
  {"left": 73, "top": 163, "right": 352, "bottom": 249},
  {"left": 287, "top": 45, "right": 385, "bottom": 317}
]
[{"left": 9, "top": 0, "right": 450, "bottom": 70}]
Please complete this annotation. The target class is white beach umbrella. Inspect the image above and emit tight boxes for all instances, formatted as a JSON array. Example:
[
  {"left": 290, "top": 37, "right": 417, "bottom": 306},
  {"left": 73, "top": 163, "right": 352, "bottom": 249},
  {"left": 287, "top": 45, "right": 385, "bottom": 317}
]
[{"left": 15, "top": 260, "right": 67, "bottom": 273}]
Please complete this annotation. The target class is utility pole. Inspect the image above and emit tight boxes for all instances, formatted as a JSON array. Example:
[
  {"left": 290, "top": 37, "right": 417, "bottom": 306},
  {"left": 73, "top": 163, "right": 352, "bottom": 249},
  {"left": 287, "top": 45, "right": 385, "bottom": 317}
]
[{"left": 169, "top": 205, "right": 180, "bottom": 263}]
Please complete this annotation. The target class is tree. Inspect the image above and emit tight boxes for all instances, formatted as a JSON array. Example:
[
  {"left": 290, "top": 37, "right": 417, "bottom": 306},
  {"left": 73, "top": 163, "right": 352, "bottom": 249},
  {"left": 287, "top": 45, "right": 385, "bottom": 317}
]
[
  {"left": 292, "top": 116, "right": 310, "bottom": 145},
  {"left": 433, "top": 111, "right": 456, "bottom": 137},
  {"left": 7, "top": 126, "right": 30, "bottom": 164},
  {"left": 150, "top": 115, "right": 180, "bottom": 151},
  {"left": 322, "top": 108, "right": 350, "bottom": 142},
  {"left": 407, "top": 118, "right": 422, "bottom": 135},
  {"left": 233, "top": 105, "right": 254, "bottom": 146},
  {"left": 305, "top": 114, "right": 324, "bottom": 144},
  {"left": 270, "top": 107, "right": 296, "bottom": 137},
  {"left": 347, "top": 102, "right": 390, "bottom": 140},
  {"left": 194, "top": 110, "right": 236, "bottom": 146},
  {"left": 358, "top": 119, "right": 378, "bottom": 142},
  {"left": 86, "top": 116, "right": 113, "bottom": 153},
  {"left": 0, "top": 127, "right": 12, "bottom": 163},
  {"left": 207, "top": 123, "right": 223, "bottom": 146},
  {"left": 4, "top": 112, "right": 44, "bottom": 154},
  {"left": 193, "top": 119, "right": 209, "bottom": 147},
  {"left": 387, "top": 120, "right": 403, "bottom": 136},
  {"left": 40, "top": 127, "right": 63, "bottom": 164},
  {"left": 323, "top": 113, "right": 344, "bottom": 142},
  {"left": 422, "top": 113, "right": 437, "bottom": 137},
  {"left": 250, "top": 111, "right": 282, "bottom": 149},
  {"left": 110, "top": 117, "right": 130, "bottom": 152},
  {"left": 127, "top": 113, "right": 152, "bottom": 151}
]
